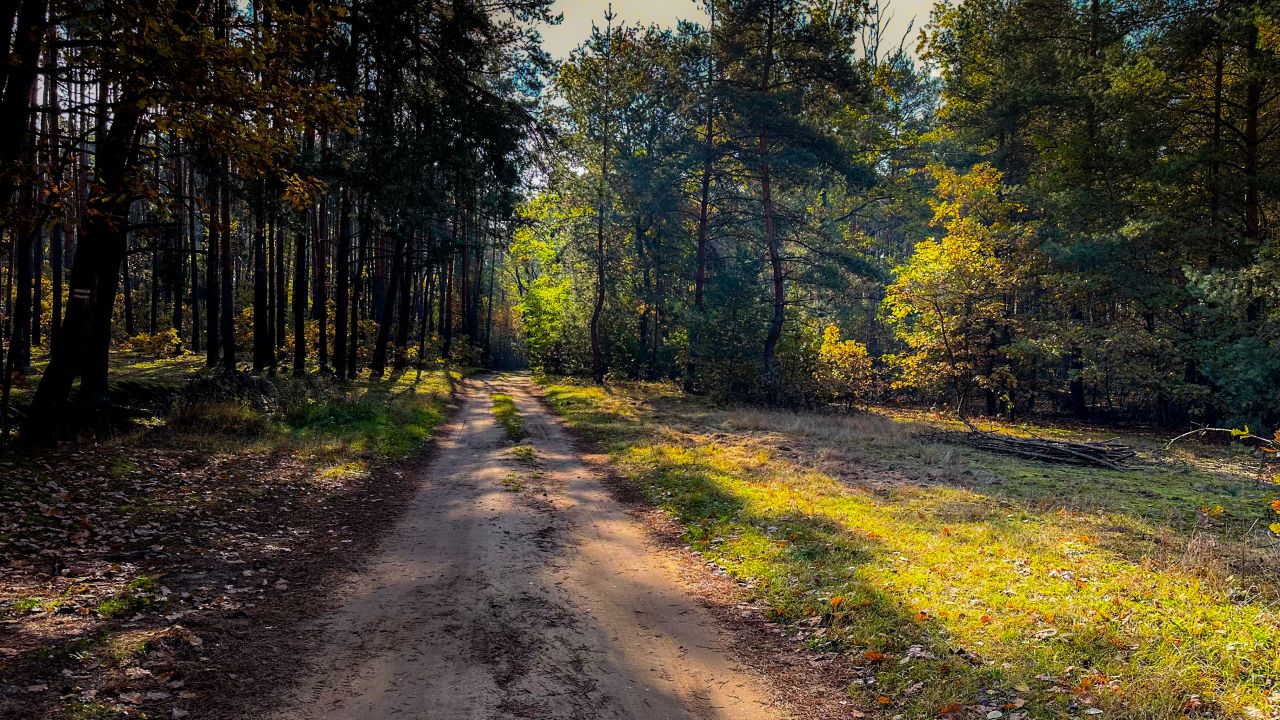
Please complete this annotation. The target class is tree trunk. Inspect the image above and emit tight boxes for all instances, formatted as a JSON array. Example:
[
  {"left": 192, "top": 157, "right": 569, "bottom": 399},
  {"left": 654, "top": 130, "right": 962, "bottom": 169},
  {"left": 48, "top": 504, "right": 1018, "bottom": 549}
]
[
  {"left": 419, "top": 263, "right": 435, "bottom": 365},
  {"left": 0, "top": 0, "right": 47, "bottom": 212},
  {"left": 252, "top": 191, "right": 270, "bottom": 372},
  {"left": 148, "top": 245, "right": 158, "bottom": 335},
  {"left": 348, "top": 199, "right": 368, "bottom": 378},
  {"left": 275, "top": 222, "right": 286, "bottom": 350},
  {"left": 371, "top": 231, "right": 406, "bottom": 377},
  {"left": 333, "top": 190, "right": 351, "bottom": 379},
  {"left": 393, "top": 241, "right": 413, "bottom": 370},
  {"left": 292, "top": 225, "right": 308, "bottom": 376},
  {"left": 122, "top": 251, "right": 135, "bottom": 339},
  {"left": 1243, "top": 20, "right": 1261, "bottom": 245},
  {"left": 205, "top": 178, "right": 221, "bottom": 367},
  {"left": 760, "top": 144, "right": 784, "bottom": 406},
  {"left": 219, "top": 171, "right": 234, "bottom": 373},
  {"left": 441, "top": 252, "right": 454, "bottom": 359},
  {"left": 758, "top": 8, "right": 783, "bottom": 406},
  {"left": 685, "top": 5, "right": 715, "bottom": 393},
  {"left": 312, "top": 195, "right": 329, "bottom": 371},
  {"left": 188, "top": 159, "right": 200, "bottom": 353},
  {"left": 31, "top": 224, "right": 42, "bottom": 350},
  {"left": 22, "top": 84, "right": 147, "bottom": 442}
]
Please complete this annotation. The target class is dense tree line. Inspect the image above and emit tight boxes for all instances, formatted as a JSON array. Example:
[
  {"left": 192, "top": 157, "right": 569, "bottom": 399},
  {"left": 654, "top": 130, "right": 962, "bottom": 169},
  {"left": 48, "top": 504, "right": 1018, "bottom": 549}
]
[
  {"left": 0, "top": 0, "right": 548, "bottom": 444},
  {"left": 515, "top": 0, "right": 1278, "bottom": 428},
  {"left": 2, "top": 0, "right": 1276, "bottom": 442}
]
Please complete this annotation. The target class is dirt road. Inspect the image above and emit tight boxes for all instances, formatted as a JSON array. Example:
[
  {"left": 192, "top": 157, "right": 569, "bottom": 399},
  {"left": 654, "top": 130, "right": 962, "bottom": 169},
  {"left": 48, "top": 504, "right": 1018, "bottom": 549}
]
[{"left": 268, "top": 374, "right": 781, "bottom": 720}]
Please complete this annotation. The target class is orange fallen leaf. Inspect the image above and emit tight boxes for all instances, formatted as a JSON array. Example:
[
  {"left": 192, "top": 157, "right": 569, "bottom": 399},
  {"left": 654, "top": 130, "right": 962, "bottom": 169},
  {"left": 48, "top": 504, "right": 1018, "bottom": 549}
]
[{"left": 863, "top": 651, "right": 885, "bottom": 661}]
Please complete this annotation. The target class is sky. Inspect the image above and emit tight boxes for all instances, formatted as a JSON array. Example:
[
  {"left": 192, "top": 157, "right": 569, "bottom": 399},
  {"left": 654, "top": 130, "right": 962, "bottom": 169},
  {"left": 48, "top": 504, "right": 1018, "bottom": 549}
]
[{"left": 537, "top": 0, "right": 936, "bottom": 60}]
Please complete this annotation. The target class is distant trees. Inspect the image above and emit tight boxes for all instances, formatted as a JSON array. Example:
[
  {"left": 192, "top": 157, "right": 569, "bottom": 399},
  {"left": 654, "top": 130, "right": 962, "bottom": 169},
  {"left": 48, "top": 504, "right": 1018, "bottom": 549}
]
[
  {"left": 516, "top": 0, "right": 1278, "bottom": 428},
  {"left": 524, "top": 0, "right": 885, "bottom": 404},
  {"left": 923, "top": 0, "right": 1279, "bottom": 426}
]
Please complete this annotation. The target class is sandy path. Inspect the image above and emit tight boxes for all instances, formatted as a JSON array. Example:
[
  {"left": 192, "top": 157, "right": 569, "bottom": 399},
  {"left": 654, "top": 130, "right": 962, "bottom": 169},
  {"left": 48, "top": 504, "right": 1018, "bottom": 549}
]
[{"left": 267, "top": 373, "right": 781, "bottom": 720}]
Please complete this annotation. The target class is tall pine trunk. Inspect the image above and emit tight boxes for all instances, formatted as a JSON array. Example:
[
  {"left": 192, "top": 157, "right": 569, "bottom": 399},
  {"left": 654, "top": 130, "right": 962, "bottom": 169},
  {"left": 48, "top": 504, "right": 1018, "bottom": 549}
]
[
  {"left": 252, "top": 190, "right": 271, "bottom": 372},
  {"left": 371, "top": 231, "right": 406, "bottom": 377},
  {"left": 219, "top": 172, "right": 234, "bottom": 373},
  {"left": 292, "top": 225, "right": 308, "bottom": 375},
  {"left": 333, "top": 191, "right": 351, "bottom": 379},
  {"left": 205, "top": 177, "right": 221, "bottom": 367}
]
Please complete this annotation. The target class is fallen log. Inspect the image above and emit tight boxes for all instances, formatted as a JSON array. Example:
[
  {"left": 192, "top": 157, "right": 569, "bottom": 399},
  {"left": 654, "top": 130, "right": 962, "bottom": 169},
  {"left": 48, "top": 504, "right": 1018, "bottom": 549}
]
[{"left": 920, "top": 427, "right": 1141, "bottom": 471}]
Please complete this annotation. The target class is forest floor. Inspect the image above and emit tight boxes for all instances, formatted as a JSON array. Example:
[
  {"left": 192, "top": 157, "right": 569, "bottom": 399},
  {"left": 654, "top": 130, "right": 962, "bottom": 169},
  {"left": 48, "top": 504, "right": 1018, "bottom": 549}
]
[
  {"left": 0, "top": 355, "right": 462, "bottom": 720},
  {"left": 537, "top": 377, "right": 1280, "bottom": 720}
]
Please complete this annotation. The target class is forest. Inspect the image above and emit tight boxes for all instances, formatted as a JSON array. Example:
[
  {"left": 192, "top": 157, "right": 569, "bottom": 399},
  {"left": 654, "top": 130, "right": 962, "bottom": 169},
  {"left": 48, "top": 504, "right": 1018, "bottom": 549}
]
[
  {"left": 518, "top": 0, "right": 1278, "bottom": 428},
  {"left": 1, "top": 1, "right": 1279, "bottom": 719},
  {"left": 0, "top": 0, "right": 1274, "bottom": 443}
]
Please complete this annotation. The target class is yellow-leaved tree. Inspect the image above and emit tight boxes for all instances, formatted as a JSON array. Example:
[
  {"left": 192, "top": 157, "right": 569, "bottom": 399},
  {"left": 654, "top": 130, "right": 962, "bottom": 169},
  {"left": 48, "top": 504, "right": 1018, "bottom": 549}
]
[
  {"left": 814, "top": 324, "right": 873, "bottom": 410},
  {"left": 883, "top": 163, "right": 1037, "bottom": 417}
]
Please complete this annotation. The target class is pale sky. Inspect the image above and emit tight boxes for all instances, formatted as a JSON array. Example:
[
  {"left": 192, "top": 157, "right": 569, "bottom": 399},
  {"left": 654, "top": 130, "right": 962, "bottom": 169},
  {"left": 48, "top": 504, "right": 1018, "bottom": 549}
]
[{"left": 537, "top": 0, "right": 936, "bottom": 60}]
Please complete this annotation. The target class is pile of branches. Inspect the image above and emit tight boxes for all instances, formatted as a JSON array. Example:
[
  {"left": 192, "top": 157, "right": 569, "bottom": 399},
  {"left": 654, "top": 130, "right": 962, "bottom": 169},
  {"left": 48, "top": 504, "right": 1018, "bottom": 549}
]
[{"left": 921, "top": 425, "right": 1141, "bottom": 471}]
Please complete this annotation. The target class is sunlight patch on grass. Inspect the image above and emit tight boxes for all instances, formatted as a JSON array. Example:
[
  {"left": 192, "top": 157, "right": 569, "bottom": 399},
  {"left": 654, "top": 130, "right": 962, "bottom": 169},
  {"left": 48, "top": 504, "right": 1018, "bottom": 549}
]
[
  {"left": 539, "top": 378, "right": 1280, "bottom": 720},
  {"left": 491, "top": 393, "right": 525, "bottom": 440}
]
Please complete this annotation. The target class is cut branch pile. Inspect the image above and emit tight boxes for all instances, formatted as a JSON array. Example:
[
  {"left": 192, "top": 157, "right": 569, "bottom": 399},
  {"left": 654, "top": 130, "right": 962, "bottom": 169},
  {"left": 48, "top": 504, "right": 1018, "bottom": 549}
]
[{"left": 921, "top": 427, "right": 1141, "bottom": 471}]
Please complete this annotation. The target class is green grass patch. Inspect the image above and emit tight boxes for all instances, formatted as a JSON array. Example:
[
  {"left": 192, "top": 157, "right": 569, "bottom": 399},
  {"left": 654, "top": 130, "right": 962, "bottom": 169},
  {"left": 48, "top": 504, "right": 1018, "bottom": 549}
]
[
  {"left": 279, "top": 369, "right": 459, "bottom": 462},
  {"left": 491, "top": 393, "right": 525, "bottom": 440},
  {"left": 63, "top": 700, "right": 125, "bottom": 720},
  {"left": 539, "top": 378, "right": 1280, "bottom": 720},
  {"left": 512, "top": 443, "right": 537, "bottom": 464},
  {"left": 95, "top": 575, "right": 161, "bottom": 618}
]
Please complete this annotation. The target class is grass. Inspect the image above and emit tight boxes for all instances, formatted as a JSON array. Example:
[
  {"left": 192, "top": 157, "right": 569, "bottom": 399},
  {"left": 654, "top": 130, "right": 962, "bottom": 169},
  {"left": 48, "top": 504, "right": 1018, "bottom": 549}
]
[
  {"left": 163, "top": 366, "right": 462, "bottom": 480},
  {"left": 96, "top": 575, "right": 161, "bottom": 618},
  {"left": 501, "top": 472, "right": 526, "bottom": 492},
  {"left": 513, "top": 443, "right": 537, "bottom": 464},
  {"left": 537, "top": 377, "right": 1280, "bottom": 720},
  {"left": 491, "top": 393, "right": 525, "bottom": 440}
]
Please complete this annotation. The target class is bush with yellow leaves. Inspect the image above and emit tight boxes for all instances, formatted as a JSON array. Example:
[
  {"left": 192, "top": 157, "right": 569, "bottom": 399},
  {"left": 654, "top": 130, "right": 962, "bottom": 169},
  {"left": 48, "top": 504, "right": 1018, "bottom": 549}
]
[
  {"left": 121, "top": 328, "right": 185, "bottom": 358},
  {"left": 814, "top": 324, "right": 872, "bottom": 410}
]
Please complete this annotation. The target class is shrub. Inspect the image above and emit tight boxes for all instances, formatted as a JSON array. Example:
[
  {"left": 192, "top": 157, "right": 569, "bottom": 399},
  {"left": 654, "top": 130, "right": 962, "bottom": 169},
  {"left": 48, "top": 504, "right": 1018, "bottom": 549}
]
[
  {"left": 168, "top": 399, "right": 268, "bottom": 437},
  {"left": 121, "top": 328, "right": 184, "bottom": 357},
  {"left": 815, "top": 324, "right": 873, "bottom": 409}
]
